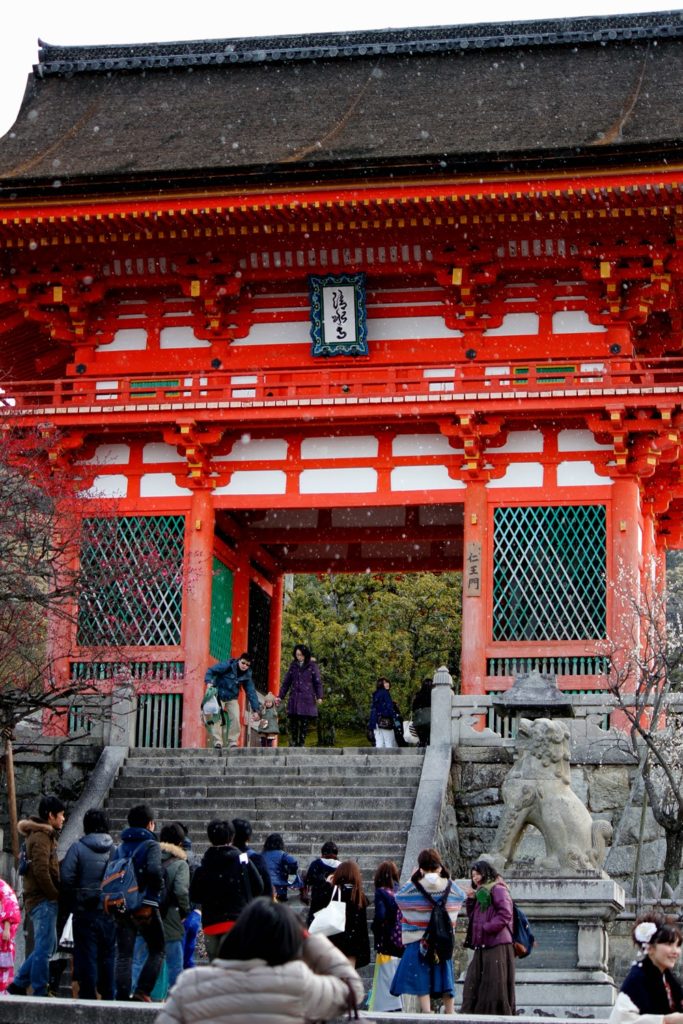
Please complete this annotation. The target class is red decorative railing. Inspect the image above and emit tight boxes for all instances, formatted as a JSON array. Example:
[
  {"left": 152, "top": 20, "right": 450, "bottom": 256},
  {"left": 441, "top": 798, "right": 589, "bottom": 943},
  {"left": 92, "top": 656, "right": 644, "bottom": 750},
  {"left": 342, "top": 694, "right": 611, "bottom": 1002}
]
[{"left": 2, "top": 356, "right": 683, "bottom": 415}]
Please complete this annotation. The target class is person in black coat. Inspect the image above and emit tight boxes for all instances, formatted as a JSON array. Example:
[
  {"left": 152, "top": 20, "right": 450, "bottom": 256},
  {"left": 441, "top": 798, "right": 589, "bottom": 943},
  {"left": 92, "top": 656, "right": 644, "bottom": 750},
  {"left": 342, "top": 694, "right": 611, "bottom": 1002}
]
[
  {"left": 190, "top": 819, "right": 263, "bottom": 960},
  {"left": 369, "top": 678, "right": 399, "bottom": 749},
  {"left": 60, "top": 808, "right": 117, "bottom": 999},
  {"left": 303, "top": 841, "right": 341, "bottom": 926},
  {"left": 609, "top": 919, "right": 683, "bottom": 1024},
  {"left": 319, "top": 860, "right": 370, "bottom": 969}
]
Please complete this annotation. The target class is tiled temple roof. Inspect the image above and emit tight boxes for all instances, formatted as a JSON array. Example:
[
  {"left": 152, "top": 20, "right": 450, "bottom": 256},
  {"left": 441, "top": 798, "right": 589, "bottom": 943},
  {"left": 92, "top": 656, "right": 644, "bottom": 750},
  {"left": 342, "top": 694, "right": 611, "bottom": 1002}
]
[{"left": 0, "top": 11, "right": 682, "bottom": 196}]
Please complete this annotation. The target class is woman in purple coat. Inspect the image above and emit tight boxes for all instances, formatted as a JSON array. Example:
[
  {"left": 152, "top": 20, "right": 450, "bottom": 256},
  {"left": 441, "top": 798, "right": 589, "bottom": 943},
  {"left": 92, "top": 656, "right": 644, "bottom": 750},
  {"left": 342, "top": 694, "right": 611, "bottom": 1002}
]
[
  {"left": 461, "top": 859, "right": 516, "bottom": 1015},
  {"left": 278, "top": 645, "right": 323, "bottom": 747}
]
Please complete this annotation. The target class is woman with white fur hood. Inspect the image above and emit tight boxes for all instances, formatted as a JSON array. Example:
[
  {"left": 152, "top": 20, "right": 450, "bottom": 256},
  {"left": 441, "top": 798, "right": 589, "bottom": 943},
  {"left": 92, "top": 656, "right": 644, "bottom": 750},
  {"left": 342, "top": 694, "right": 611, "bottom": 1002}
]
[{"left": 155, "top": 897, "right": 363, "bottom": 1024}]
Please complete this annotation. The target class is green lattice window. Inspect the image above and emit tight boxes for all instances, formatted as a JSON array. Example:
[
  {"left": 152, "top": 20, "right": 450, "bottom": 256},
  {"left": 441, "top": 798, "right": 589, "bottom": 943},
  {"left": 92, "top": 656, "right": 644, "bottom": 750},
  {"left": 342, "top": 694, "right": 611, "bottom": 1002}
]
[
  {"left": 210, "top": 557, "right": 233, "bottom": 661},
  {"left": 492, "top": 505, "right": 606, "bottom": 642},
  {"left": 77, "top": 515, "right": 185, "bottom": 647}
]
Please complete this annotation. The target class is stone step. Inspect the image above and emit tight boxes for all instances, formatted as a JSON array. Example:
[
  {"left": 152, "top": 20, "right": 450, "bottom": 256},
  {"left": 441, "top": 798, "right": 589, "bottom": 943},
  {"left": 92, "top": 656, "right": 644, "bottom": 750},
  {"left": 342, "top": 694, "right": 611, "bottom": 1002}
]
[
  {"left": 125, "top": 746, "right": 420, "bottom": 758},
  {"left": 119, "top": 765, "right": 422, "bottom": 780},
  {"left": 105, "top": 803, "right": 410, "bottom": 821},
  {"left": 109, "top": 782, "right": 419, "bottom": 798}
]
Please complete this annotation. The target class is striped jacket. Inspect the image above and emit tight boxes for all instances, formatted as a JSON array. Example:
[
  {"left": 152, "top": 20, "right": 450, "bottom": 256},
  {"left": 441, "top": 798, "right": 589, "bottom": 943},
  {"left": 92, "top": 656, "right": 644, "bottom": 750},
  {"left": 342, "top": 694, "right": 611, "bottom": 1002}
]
[{"left": 395, "top": 874, "right": 465, "bottom": 945}]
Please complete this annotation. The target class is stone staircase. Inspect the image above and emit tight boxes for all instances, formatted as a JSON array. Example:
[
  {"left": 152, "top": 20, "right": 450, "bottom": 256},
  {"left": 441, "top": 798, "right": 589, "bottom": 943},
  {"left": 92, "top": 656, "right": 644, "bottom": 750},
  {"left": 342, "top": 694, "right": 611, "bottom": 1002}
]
[{"left": 104, "top": 746, "right": 425, "bottom": 882}]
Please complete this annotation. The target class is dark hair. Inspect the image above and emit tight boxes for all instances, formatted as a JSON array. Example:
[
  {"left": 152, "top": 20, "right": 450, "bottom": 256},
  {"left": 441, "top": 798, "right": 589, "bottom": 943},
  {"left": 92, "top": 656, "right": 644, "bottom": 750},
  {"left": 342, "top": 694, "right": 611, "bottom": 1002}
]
[
  {"left": 160, "top": 823, "right": 186, "bottom": 846},
  {"left": 38, "top": 795, "right": 65, "bottom": 821},
  {"left": 218, "top": 897, "right": 304, "bottom": 965},
  {"left": 376, "top": 677, "right": 390, "bottom": 690},
  {"left": 421, "top": 677, "right": 433, "bottom": 688},
  {"left": 330, "top": 860, "right": 367, "bottom": 909},
  {"left": 263, "top": 832, "right": 284, "bottom": 852},
  {"left": 374, "top": 860, "right": 400, "bottom": 889},
  {"left": 470, "top": 859, "right": 499, "bottom": 885},
  {"left": 321, "top": 841, "right": 338, "bottom": 858},
  {"left": 127, "top": 804, "right": 155, "bottom": 829},
  {"left": 238, "top": 652, "right": 252, "bottom": 664},
  {"left": 232, "top": 818, "right": 253, "bottom": 850},
  {"left": 411, "top": 848, "right": 449, "bottom": 884},
  {"left": 207, "top": 819, "right": 235, "bottom": 845},
  {"left": 83, "top": 809, "right": 110, "bottom": 835},
  {"left": 651, "top": 924, "right": 683, "bottom": 947},
  {"left": 293, "top": 644, "right": 311, "bottom": 662}
]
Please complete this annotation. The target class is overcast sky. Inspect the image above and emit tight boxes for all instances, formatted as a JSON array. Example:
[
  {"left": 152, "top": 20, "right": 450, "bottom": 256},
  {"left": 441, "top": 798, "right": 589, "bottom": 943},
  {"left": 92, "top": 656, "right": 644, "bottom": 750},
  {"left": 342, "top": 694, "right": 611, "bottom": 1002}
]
[{"left": 0, "top": 0, "right": 677, "bottom": 138}]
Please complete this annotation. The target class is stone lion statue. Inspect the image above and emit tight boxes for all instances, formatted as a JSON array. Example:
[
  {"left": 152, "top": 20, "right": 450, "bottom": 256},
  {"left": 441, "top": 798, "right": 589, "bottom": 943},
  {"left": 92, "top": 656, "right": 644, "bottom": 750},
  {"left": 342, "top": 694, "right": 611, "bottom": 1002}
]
[{"left": 486, "top": 717, "right": 613, "bottom": 876}]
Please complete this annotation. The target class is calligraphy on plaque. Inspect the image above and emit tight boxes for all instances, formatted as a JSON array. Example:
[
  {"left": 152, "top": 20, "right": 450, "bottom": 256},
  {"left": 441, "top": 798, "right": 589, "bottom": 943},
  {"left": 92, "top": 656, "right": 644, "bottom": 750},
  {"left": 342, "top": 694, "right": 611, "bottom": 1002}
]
[
  {"left": 466, "top": 541, "right": 482, "bottom": 596},
  {"left": 309, "top": 272, "right": 368, "bottom": 357}
]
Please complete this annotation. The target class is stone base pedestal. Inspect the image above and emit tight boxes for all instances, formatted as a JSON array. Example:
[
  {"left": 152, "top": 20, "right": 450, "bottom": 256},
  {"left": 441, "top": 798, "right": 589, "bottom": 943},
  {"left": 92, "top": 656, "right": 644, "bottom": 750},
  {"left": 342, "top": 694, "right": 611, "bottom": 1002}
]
[{"left": 504, "top": 878, "right": 624, "bottom": 1018}]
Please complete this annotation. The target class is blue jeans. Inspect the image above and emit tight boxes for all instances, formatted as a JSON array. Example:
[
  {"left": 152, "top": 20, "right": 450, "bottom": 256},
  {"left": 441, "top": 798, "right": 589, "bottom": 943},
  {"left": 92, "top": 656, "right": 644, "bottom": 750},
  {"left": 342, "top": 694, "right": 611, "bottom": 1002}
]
[
  {"left": 132, "top": 936, "right": 183, "bottom": 997},
  {"left": 14, "top": 899, "right": 58, "bottom": 996},
  {"left": 115, "top": 909, "right": 165, "bottom": 1000},
  {"left": 183, "top": 909, "right": 201, "bottom": 969},
  {"left": 72, "top": 908, "right": 116, "bottom": 1000}
]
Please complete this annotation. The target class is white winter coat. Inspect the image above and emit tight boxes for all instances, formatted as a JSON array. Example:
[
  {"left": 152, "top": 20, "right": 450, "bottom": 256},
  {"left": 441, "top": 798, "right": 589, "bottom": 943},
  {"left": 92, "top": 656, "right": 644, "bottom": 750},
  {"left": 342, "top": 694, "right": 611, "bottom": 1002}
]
[{"left": 155, "top": 932, "right": 364, "bottom": 1024}]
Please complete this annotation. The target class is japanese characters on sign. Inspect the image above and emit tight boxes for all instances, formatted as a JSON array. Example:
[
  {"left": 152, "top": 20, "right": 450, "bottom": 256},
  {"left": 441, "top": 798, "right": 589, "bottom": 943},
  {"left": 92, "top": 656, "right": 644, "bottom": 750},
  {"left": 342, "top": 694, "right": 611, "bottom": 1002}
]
[
  {"left": 309, "top": 272, "right": 368, "bottom": 357},
  {"left": 466, "top": 541, "right": 482, "bottom": 597}
]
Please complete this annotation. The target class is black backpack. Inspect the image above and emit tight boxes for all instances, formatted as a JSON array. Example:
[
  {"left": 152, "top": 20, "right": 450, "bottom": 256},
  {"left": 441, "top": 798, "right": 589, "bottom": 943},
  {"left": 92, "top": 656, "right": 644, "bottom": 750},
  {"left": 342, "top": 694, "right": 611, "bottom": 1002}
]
[
  {"left": 512, "top": 902, "right": 535, "bottom": 958},
  {"left": 416, "top": 880, "right": 455, "bottom": 965}
]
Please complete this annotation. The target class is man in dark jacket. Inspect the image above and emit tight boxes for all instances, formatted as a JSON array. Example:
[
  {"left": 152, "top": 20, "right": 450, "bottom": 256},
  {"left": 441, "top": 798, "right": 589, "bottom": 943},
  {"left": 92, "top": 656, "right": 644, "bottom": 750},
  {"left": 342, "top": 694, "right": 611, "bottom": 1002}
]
[
  {"left": 232, "top": 818, "right": 273, "bottom": 898},
  {"left": 190, "top": 819, "right": 263, "bottom": 959},
  {"left": 113, "top": 803, "right": 165, "bottom": 1002},
  {"left": 204, "top": 652, "right": 260, "bottom": 747},
  {"left": 9, "top": 795, "right": 65, "bottom": 996},
  {"left": 60, "top": 808, "right": 116, "bottom": 999}
]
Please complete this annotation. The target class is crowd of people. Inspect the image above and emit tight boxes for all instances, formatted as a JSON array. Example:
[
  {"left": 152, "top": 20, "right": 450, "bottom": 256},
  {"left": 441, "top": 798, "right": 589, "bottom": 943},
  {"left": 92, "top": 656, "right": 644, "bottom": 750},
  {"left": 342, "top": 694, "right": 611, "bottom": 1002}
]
[{"left": 3, "top": 796, "right": 682, "bottom": 1020}]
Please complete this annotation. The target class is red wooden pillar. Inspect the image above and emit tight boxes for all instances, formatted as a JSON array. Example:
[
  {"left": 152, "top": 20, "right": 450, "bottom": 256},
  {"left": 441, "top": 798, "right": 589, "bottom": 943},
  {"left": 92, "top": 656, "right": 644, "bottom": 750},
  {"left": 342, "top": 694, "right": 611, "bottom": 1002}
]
[
  {"left": 268, "top": 574, "right": 284, "bottom": 696},
  {"left": 461, "top": 481, "right": 488, "bottom": 695},
  {"left": 610, "top": 477, "right": 642, "bottom": 692},
  {"left": 182, "top": 490, "right": 214, "bottom": 748},
  {"left": 231, "top": 549, "right": 251, "bottom": 745}
]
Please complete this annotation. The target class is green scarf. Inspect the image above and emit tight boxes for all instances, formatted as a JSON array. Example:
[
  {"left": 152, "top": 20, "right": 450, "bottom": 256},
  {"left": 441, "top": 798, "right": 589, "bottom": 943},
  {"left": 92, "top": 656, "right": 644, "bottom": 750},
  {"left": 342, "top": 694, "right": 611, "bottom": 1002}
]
[{"left": 474, "top": 881, "right": 496, "bottom": 910}]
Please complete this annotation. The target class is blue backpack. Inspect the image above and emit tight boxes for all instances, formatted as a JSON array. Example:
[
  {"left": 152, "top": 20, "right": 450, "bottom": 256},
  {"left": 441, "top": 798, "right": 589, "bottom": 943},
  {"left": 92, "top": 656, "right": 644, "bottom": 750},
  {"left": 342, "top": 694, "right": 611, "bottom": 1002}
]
[
  {"left": 100, "top": 840, "right": 155, "bottom": 915},
  {"left": 512, "top": 902, "right": 535, "bottom": 958}
]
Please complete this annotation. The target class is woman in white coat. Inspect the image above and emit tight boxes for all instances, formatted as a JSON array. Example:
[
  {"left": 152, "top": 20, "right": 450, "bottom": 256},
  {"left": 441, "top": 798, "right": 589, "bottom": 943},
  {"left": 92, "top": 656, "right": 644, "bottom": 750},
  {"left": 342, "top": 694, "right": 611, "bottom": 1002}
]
[{"left": 155, "top": 897, "right": 363, "bottom": 1024}]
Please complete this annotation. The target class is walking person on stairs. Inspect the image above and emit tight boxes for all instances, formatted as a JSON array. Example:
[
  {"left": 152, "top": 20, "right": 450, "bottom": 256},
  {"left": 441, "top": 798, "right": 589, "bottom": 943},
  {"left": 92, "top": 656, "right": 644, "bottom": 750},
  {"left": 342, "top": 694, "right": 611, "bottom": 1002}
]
[
  {"left": 112, "top": 803, "right": 166, "bottom": 1002},
  {"left": 278, "top": 644, "right": 322, "bottom": 747},
  {"left": 189, "top": 819, "right": 263, "bottom": 960},
  {"left": 369, "top": 677, "right": 399, "bottom": 749},
  {"left": 204, "top": 652, "right": 261, "bottom": 748}
]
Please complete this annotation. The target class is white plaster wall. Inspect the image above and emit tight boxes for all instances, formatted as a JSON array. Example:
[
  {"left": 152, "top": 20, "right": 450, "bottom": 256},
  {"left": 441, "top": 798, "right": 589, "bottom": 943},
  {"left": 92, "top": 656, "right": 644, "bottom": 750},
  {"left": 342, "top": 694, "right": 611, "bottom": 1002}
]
[
  {"left": 487, "top": 463, "right": 544, "bottom": 488},
  {"left": 140, "top": 473, "right": 192, "bottom": 497},
  {"left": 483, "top": 313, "right": 539, "bottom": 336},
  {"left": 78, "top": 444, "right": 130, "bottom": 466},
  {"left": 393, "top": 434, "right": 464, "bottom": 456},
  {"left": 215, "top": 438, "right": 288, "bottom": 461},
  {"left": 96, "top": 329, "right": 147, "bottom": 352},
  {"left": 301, "top": 436, "right": 379, "bottom": 459},
  {"left": 558, "top": 429, "right": 613, "bottom": 452},
  {"left": 80, "top": 474, "right": 129, "bottom": 498},
  {"left": 368, "top": 316, "right": 463, "bottom": 339},
  {"left": 557, "top": 461, "right": 611, "bottom": 486},
  {"left": 552, "top": 310, "right": 606, "bottom": 333},
  {"left": 142, "top": 443, "right": 185, "bottom": 464},
  {"left": 299, "top": 468, "right": 377, "bottom": 493},
  {"left": 494, "top": 430, "right": 544, "bottom": 454},
  {"left": 391, "top": 466, "right": 465, "bottom": 490},
  {"left": 213, "top": 471, "right": 287, "bottom": 495},
  {"left": 159, "top": 326, "right": 210, "bottom": 349}
]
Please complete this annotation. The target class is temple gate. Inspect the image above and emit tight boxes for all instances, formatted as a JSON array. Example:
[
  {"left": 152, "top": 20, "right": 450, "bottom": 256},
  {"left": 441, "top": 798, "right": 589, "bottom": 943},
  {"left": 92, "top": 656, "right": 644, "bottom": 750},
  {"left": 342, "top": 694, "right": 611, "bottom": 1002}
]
[{"left": 1, "top": 13, "right": 682, "bottom": 746}]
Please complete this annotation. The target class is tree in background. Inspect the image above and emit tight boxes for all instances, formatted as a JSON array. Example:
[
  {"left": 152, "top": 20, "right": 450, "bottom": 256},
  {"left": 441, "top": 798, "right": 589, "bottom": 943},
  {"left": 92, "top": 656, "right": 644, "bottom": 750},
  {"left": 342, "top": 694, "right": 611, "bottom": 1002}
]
[
  {"left": 281, "top": 571, "right": 461, "bottom": 741},
  {"left": 605, "top": 551, "right": 683, "bottom": 893}
]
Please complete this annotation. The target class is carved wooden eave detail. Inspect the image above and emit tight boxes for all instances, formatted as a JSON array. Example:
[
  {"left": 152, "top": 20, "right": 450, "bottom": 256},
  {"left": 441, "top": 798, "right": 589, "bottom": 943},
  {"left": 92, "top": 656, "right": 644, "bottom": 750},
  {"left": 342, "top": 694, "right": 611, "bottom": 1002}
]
[
  {"left": 585, "top": 406, "right": 681, "bottom": 480},
  {"left": 437, "top": 413, "right": 507, "bottom": 481},
  {"left": 433, "top": 255, "right": 503, "bottom": 332},
  {"left": 162, "top": 422, "right": 233, "bottom": 490}
]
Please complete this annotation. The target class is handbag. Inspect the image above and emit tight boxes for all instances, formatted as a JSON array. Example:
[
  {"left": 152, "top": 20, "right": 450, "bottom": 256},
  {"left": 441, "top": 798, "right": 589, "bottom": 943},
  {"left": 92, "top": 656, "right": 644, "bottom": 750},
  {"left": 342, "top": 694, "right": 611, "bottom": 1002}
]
[
  {"left": 309, "top": 886, "right": 346, "bottom": 936},
  {"left": 58, "top": 913, "right": 74, "bottom": 950},
  {"left": 377, "top": 715, "right": 394, "bottom": 730}
]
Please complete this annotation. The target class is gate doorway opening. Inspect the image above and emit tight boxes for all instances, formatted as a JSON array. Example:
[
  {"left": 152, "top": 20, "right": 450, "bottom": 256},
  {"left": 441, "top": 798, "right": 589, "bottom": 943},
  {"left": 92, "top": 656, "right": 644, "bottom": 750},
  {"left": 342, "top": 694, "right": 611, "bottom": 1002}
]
[{"left": 213, "top": 502, "right": 463, "bottom": 748}]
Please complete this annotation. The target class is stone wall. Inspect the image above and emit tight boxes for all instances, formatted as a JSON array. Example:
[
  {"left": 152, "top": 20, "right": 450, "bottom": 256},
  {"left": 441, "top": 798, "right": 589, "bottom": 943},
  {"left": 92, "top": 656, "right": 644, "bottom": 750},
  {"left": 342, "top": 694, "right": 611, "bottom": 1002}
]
[{"left": 0, "top": 740, "right": 101, "bottom": 867}]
